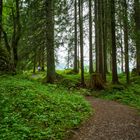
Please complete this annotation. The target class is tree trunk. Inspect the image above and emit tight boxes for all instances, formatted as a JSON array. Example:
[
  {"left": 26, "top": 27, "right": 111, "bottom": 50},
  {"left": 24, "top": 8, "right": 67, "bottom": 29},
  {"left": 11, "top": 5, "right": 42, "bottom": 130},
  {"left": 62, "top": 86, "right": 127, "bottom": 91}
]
[
  {"left": 134, "top": 0, "right": 140, "bottom": 75},
  {"left": 96, "top": 0, "right": 105, "bottom": 81},
  {"left": 46, "top": 0, "right": 56, "bottom": 83},
  {"left": 74, "top": 0, "right": 78, "bottom": 73},
  {"left": 79, "top": 0, "right": 84, "bottom": 86},
  {"left": 89, "top": 73, "right": 105, "bottom": 89},
  {"left": 110, "top": 0, "right": 119, "bottom": 83},
  {"left": 89, "top": 0, "right": 93, "bottom": 74},
  {"left": 123, "top": 0, "right": 130, "bottom": 83},
  {"left": 11, "top": 0, "right": 21, "bottom": 70},
  {"left": 95, "top": 0, "right": 99, "bottom": 73},
  {"left": 33, "top": 51, "right": 36, "bottom": 74},
  {"left": 103, "top": 0, "right": 107, "bottom": 81},
  {"left": 98, "top": 0, "right": 103, "bottom": 77},
  {"left": 120, "top": 28, "right": 124, "bottom": 73},
  {"left": 41, "top": 46, "right": 45, "bottom": 71},
  {"left": 0, "top": 0, "right": 2, "bottom": 43}
]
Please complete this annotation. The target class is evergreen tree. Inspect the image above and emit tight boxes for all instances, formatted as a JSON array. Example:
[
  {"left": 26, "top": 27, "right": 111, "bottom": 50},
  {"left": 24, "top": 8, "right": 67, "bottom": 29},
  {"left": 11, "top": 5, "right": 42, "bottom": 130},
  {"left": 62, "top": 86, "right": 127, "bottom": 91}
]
[
  {"left": 79, "top": 0, "right": 84, "bottom": 86},
  {"left": 122, "top": 0, "right": 130, "bottom": 83},
  {"left": 110, "top": 0, "right": 119, "bottom": 83},
  {"left": 0, "top": 0, "right": 2, "bottom": 42},
  {"left": 89, "top": 0, "right": 93, "bottom": 74},
  {"left": 45, "top": 0, "right": 56, "bottom": 83},
  {"left": 134, "top": 0, "right": 140, "bottom": 75}
]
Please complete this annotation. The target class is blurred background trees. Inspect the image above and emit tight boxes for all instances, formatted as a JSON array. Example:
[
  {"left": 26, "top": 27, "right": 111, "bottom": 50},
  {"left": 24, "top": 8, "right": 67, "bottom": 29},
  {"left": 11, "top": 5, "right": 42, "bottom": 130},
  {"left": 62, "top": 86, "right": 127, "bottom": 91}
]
[{"left": 0, "top": 0, "right": 139, "bottom": 84}]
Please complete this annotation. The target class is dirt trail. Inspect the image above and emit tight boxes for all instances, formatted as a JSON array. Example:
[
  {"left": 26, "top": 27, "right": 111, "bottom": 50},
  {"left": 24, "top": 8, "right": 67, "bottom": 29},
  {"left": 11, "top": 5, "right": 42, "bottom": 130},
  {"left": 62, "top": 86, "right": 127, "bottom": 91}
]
[{"left": 68, "top": 96, "right": 140, "bottom": 140}]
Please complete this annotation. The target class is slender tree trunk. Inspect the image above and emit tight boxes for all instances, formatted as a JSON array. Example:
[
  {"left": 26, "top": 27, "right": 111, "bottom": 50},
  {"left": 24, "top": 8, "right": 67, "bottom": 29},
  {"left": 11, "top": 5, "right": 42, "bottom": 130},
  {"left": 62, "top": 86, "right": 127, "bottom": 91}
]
[
  {"left": 0, "top": 0, "right": 2, "bottom": 43},
  {"left": 11, "top": 0, "right": 21, "bottom": 70},
  {"left": 46, "top": 0, "right": 56, "bottom": 83},
  {"left": 134, "top": 0, "right": 140, "bottom": 75},
  {"left": 120, "top": 37, "right": 124, "bottom": 73},
  {"left": 110, "top": 0, "right": 119, "bottom": 83},
  {"left": 67, "top": 49, "right": 70, "bottom": 68},
  {"left": 33, "top": 51, "right": 36, "bottom": 73},
  {"left": 74, "top": 0, "right": 78, "bottom": 73},
  {"left": 106, "top": 0, "right": 112, "bottom": 74},
  {"left": 119, "top": 25, "right": 124, "bottom": 73},
  {"left": 41, "top": 46, "right": 45, "bottom": 71},
  {"left": 95, "top": 0, "right": 99, "bottom": 73},
  {"left": 103, "top": 0, "right": 107, "bottom": 81},
  {"left": 98, "top": 0, "right": 103, "bottom": 76},
  {"left": 79, "top": 0, "right": 84, "bottom": 86},
  {"left": 123, "top": 0, "right": 130, "bottom": 83},
  {"left": 89, "top": 0, "right": 93, "bottom": 74},
  {"left": 38, "top": 49, "right": 41, "bottom": 67}
]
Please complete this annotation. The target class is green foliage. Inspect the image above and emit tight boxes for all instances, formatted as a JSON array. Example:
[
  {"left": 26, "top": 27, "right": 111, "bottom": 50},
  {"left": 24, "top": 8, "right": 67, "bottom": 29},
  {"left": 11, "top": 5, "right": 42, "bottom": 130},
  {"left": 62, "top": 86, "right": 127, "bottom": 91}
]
[
  {"left": 24, "top": 70, "right": 81, "bottom": 89},
  {"left": 0, "top": 75, "right": 92, "bottom": 140},
  {"left": 95, "top": 76, "right": 140, "bottom": 111},
  {"left": 59, "top": 74, "right": 80, "bottom": 88},
  {"left": 23, "top": 71, "right": 46, "bottom": 82}
]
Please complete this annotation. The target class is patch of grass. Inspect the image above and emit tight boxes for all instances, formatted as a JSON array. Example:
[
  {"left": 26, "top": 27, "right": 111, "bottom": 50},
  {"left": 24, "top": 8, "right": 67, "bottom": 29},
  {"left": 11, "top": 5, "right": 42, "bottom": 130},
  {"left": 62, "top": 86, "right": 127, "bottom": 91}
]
[
  {"left": 95, "top": 77, "right": 140, "bottom": 111},
  {"left": 0, "top": 75, "right": 92, "bottom": 140},
  {"left": 22, "top": 71, "right": 46, "bottom": 82},
  {"left": 22, "top": 70, "right": 91, "bottom": 90},
  {"left": 58, "top": 74, "right": 80, "bottom": 88}
]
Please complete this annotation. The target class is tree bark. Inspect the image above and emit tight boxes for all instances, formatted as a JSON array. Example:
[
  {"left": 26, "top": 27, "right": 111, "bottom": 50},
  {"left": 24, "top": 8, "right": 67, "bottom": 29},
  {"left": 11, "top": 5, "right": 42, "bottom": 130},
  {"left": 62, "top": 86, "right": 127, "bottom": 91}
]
[
  {"left": 79, "top": 0, "right": 84, "bottom": 86},
  {"left": 46, "top": 0, "right": 56, "bottom": 83},
  {"left": 134, "top": 0, "right": 140, "bottom": 75},
  {"left": 0, "top": 0, "right": 2, "bottom": 43},
  {"left": 95, "top": 0, "right": 99, "bottom": 73},
  {"left": 11, "top": 0, "right": 21, "bottom": 70},
  {"left": 103, "top": 0, "right": 107, "bottom": 81},
  {"left": 95, "top": 0, "right": 106, "bottom": 81},
  {"left": 110, "top": 0, "right": 119, "bottom": 83},
  {"left": 41, "top": 46, "right": 45, "bottom": 71},
  {"left": 123, "top": 0, "right": 130, "bottom": 83},
  {"left": 74, "top": 0, "right": 78, "bottom": 73},
  {"left": 89, "top": 0, "right": 93, "bottom": 74}
]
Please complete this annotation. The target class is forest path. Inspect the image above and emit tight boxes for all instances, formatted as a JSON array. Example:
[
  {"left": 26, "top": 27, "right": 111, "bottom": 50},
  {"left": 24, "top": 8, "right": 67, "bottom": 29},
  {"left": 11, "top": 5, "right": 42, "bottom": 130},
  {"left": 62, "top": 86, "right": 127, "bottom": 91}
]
[{"left": 67, "top": 96, "right": 140, "bottom": 140}]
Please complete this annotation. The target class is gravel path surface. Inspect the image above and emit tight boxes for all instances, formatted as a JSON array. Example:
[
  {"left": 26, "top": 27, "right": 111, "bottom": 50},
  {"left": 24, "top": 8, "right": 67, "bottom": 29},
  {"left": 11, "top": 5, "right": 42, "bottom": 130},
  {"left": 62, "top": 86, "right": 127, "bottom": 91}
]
[{"left": 68, "top": 96, "right": 140, "bottom": 140}]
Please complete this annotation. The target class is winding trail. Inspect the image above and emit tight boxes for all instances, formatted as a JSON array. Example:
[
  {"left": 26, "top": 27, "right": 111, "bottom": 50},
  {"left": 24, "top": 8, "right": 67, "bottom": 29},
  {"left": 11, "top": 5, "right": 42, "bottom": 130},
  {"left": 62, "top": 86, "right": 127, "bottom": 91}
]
[{"left": 68, "top": 96, "right": 140, "bottom": 140}]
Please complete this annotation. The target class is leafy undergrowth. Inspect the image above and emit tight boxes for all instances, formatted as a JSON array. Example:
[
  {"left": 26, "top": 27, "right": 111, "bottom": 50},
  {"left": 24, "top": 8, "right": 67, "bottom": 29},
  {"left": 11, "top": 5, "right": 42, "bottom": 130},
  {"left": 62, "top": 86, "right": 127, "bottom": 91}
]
[
  {"left": 0, "top": 75, "right": 92, "bottom": 140},
  {"left": 94, "top": 76, "right": 140, "bottom": 111},
  {"left": 22, "top": 70, "right": 90, "bottom": 89}
]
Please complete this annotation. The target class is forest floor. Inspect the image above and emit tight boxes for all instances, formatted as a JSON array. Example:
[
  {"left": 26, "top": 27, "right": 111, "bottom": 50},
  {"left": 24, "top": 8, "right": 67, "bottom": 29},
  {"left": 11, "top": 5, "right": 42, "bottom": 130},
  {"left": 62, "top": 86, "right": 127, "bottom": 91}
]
[{"left": 68, "top": 96, "right": 140, "bottom": 140}]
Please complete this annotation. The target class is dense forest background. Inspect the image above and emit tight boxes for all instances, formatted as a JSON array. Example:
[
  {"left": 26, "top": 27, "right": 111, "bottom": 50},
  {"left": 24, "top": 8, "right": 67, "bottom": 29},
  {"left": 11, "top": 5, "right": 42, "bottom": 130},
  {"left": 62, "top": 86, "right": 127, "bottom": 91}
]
[
  {"left": 0, "top": 0, "right": 140, "bottom": 139},
  {"left": 0, "top": 0, "right": 140, "bottom": 84}
]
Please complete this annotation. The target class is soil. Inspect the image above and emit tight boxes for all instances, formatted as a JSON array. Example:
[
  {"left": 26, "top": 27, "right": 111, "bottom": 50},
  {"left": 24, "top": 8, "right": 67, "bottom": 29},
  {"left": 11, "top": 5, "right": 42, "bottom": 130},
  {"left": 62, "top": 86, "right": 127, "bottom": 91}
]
[{"left": 67, "top": 96, "right": 140, "bottom": 140}]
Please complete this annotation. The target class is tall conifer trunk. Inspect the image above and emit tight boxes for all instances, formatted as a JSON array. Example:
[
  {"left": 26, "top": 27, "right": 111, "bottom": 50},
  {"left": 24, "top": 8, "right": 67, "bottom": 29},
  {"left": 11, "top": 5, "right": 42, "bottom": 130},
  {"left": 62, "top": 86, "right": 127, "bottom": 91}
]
[
  {"left": 110, "top": 0, "right": 119, "bottom": 83},
  {"left": 11, "top": 0, "right": 21, "bottom": 71},
  {"left": 79, "top": 0, "right": 84, "bottom": 86},
  {"left": 74, "top": 0, "right": 78, "bottom": 73},
  {"left": 89, "top": 0, "right": 93, "bottom": 74},
  {"left": 46, "top": 0, "right": 56, "bottom": 83},
  {"left": 123, "top": 0, "right": 130, "bottom": 83},
  {"left": 0, "top": 0, "right": 2, "bottom": 43},
  {"left": 134, "top": 0, "right": 140, "bottom": 75},
  {"left": 95, "top": 0, "right": 99, "bottom": 73}
]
